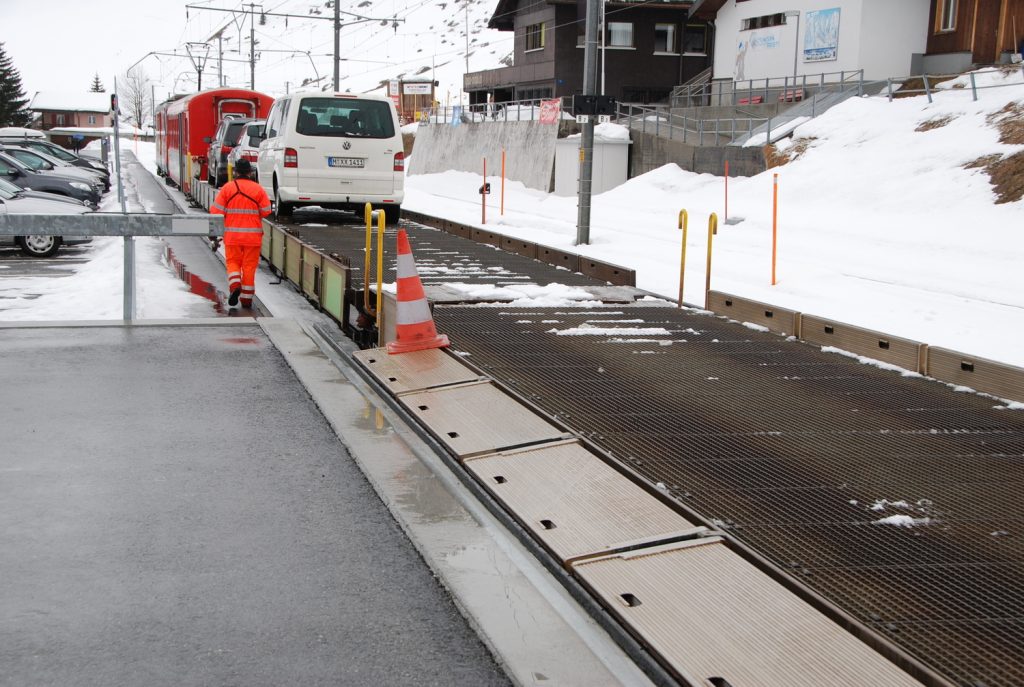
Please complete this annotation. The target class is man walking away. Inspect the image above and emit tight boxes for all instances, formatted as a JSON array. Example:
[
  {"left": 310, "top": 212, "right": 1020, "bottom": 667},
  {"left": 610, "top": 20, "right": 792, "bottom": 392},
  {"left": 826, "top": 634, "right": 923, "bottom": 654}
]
[{"left": 210, "top": 159, "right": 272, "bottom": 308}]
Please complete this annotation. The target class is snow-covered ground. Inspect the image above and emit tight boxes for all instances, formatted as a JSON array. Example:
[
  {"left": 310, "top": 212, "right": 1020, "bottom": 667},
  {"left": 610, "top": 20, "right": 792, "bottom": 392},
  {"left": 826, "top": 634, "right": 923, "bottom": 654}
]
[{"left": 3, "top": 70, "right": 1022, "bottom": 376}]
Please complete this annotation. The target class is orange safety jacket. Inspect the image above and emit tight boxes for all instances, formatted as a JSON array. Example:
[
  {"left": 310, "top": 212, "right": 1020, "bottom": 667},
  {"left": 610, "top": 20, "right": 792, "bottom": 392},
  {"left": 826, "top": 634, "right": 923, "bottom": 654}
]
[{"left": 211, "top": 178, "right": 272, "bottom": 247}]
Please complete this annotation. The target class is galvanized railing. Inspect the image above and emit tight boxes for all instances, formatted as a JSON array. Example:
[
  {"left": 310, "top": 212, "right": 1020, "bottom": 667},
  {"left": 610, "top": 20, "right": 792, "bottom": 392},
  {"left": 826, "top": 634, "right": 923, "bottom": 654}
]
[
  {"left": 424, "top": 97, "right": 572, "bottom": 124},
  {"left": 885, "top": 64, "right": 1024, "bottom": 103}
]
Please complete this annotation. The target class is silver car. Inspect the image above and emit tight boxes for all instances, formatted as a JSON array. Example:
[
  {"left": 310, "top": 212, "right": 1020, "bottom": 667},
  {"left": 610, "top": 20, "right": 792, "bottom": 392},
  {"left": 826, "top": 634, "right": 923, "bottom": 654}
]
[
  {"left": 226, "top": 120, "right": 266, "bottom": 182},
  {"left": 0, "top": 177, "right": 92, "bottom": 257}
]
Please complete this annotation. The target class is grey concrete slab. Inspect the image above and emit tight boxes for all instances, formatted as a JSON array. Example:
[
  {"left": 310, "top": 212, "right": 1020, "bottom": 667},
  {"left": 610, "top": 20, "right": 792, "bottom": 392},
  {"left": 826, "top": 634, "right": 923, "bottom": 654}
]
[{"left": 0, "top": 324, "right": 509, "bottom": 687}]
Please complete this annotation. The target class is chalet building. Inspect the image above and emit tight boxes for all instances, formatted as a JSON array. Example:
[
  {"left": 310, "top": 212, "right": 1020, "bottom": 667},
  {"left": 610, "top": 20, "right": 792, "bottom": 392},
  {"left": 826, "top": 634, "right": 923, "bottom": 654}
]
[
  {"left": 924, "top": 0, "right": 1024, "bottom": 71},
  {"left": 690, "top": 0, "right": 931, "bottom": 83},
  {"left": 464, "top": 0, "right": 711, "bottom": 106},
  {"left": 28, "top": 92, "right": 112, "bottom": 148}
]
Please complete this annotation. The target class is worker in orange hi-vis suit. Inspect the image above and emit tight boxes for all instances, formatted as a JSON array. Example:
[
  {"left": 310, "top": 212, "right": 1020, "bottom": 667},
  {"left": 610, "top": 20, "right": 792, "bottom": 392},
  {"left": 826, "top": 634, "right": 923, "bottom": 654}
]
[{"left": 209, "top": 159, "right": 272, "bottom": 309}]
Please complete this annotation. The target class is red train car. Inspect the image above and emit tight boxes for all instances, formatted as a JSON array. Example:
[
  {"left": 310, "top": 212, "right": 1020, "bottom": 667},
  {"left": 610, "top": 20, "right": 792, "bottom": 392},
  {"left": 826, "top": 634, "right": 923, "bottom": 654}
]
[{"left": 155, "top": 88, "right": 274, "bottom": 195}]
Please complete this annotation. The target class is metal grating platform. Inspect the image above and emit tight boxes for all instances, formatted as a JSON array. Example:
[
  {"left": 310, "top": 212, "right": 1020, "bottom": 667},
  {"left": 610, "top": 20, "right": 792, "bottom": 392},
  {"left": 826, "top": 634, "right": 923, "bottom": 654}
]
[
  {"left": 433, "top": 305, "right": 1024, "bottom": 687},
  {"left": 463, "top": 439, "right": 701, "bottom": 563},
  {"left": 284, "top": 216, "right": 607, "bottom": 289}
]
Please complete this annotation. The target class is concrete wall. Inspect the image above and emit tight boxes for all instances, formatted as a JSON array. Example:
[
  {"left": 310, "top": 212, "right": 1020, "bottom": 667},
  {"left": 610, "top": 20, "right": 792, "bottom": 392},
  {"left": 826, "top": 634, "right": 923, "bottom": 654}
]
[
  {"left": 630, "top": 130, "right": 767, "bottom": 178},
  {"left": 408, "top": 120, "right": 560, "bottom": 192}
]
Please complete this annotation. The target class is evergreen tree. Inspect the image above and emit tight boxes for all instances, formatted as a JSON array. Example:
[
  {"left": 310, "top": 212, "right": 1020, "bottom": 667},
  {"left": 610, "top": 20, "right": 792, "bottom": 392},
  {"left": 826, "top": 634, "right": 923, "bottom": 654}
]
[
  {"left": 90, "top": 73, "right": 105, "bottom": 93},
  {"left": 0, "top": 42, "right": 30, "bottom": 127}
]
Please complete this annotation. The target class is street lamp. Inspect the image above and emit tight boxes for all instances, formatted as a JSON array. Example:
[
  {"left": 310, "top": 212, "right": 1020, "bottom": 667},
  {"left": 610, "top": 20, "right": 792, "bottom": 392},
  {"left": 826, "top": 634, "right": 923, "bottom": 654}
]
[{"left": 784, "top": 11, "right": 801, "bottom": 80}]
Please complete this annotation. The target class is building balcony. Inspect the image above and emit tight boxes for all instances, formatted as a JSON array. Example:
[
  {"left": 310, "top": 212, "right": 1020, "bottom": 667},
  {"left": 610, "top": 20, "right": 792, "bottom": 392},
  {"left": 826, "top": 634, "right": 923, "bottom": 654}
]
[{"left": 464, "top": 61, "right": 556, "bottom": 91}]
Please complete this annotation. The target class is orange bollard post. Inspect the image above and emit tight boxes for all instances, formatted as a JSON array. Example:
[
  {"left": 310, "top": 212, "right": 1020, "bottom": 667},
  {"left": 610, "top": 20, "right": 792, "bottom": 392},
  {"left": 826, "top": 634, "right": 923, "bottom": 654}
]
[
  {"left": 501, "top": 148, "right": 506, "bottom": 216},
  {"left": 772, "top": 173, "right": 778, "bottom": 285}
]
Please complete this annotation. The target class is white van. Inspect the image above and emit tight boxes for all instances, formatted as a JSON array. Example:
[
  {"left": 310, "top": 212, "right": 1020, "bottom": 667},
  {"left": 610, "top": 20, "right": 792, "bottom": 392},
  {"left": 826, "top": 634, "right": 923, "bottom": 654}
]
[{"left": 257, "top": 92, "right": 405, "bottom": 223}]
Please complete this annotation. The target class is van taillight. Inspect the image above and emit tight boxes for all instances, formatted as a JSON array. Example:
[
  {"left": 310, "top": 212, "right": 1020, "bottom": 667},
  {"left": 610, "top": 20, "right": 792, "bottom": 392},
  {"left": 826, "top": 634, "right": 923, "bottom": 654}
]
[
  {"left": 394, "top": 151, "right": 405, "bottom": 172},
  {"left": 284, "top": 148, "right": 298, "bottom": 168},
  {"left": 243, "top": 152, "right": 258, "bottom": 162},
  {"left": 221, "top": 145, "right": 232, "bottom": 156}
]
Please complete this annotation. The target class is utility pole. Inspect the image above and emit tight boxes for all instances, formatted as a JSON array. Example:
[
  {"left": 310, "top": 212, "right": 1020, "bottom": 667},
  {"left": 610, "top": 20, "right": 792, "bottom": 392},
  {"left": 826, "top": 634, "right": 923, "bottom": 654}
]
[
  {"left": 464, "top": 0, "right": 470, "bottom": 77},
  {"left": 247, "top": 3, "right": 258, "bottom": 89},
  {"left": 333, "top": 0, "right": 341, "bottom": 90},
  {"left": 575, "top": 0, "right": 600, "bottom": 245}
]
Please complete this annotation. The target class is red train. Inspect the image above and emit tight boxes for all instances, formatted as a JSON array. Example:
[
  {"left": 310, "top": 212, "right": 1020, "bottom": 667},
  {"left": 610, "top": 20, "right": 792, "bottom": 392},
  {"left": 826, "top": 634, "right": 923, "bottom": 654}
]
[{"left": 155, "top": 88, "right": 275, "bottom": 195}]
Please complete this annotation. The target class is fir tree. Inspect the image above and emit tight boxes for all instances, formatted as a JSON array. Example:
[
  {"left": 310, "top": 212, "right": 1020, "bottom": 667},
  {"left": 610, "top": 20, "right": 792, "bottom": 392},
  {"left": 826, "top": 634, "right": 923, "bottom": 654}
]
[
  {"left": 90, "top": 73, "right": 105, "bottom": 93},
  {"left": 0, "top": 42, "right": 30, "bottom": 127}
]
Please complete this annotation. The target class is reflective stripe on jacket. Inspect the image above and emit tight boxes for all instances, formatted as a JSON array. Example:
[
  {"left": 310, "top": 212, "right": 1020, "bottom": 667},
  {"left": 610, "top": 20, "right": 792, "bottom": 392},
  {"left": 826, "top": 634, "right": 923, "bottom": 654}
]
[{"left": 211, "top": 178, "right": 272, "bottom": 246}]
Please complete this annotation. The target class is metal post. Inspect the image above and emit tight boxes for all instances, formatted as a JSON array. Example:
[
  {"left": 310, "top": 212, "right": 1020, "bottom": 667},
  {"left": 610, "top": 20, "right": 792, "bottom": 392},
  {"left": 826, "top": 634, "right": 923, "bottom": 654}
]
[
  {"left": 333, "top": 0, "right": 341, "bottom": 90},
  {"left": 250, "top": 4, "right": 256, "bottom": 89},
  {"left": 575, "top": 0, "right": 600, "bottom": 245},
  {"left": 705, "top": 213, "right": 717, "bottom": 309},
  {"left": 923, "top": 74, "right": 932, "bottom": 103},
  {"left": 970, "top": 72, "right": 978, "bottom": 101},
  {"left": 111, "top": 80, "right": 134, "bottom": 322}
]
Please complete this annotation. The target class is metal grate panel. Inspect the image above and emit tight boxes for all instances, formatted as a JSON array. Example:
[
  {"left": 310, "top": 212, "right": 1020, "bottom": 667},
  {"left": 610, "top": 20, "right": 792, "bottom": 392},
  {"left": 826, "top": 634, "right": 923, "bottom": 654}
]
[
  {"left": 353, "top": 347, "right": 481, "bottom": 395},
  {"left": 399, "top": 381, "right": 567, "bottom": 459},
  {"left": 572, "top": 539, "right": 923, "bottom": 687},
  {"left": 433, "top": 305, "right": 1024, "bottom": 687},
  {"left": 464, "top": 439, "right": 699, "bottom": 563}
]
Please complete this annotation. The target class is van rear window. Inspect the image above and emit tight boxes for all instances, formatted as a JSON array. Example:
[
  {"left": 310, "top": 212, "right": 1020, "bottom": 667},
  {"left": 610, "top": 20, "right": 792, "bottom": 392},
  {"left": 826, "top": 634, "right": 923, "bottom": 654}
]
[{"left": 295, "top": 98, "right": 395, "bottom": 139}]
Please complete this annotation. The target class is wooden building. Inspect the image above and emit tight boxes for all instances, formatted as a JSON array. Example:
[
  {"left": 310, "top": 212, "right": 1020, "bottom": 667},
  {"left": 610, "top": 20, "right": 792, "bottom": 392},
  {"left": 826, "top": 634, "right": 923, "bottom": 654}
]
[
  {"left": 464, "top": 0, "right": 710, "bottom": 106},
  {"left": 926, "top": 0, "right": 1024, "bottom": 66}
]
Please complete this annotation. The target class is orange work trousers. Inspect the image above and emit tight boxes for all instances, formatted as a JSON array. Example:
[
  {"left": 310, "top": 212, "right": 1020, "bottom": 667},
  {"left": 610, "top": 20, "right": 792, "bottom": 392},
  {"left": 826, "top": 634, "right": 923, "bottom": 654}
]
[{"left": 225, "top": 243, "right": 261, "bottom": 307}]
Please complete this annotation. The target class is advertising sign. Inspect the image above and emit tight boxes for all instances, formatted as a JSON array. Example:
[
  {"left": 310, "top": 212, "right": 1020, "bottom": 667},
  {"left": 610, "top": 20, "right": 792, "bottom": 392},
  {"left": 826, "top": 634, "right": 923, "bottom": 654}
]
[
  {"left": 388, "top": 79, "right": 400, "bottom": 96},
  {"left": 403, "top": 82, "right": 432, "bottom": 95},
  {"left": 804, "top": 8, "right": 841, "bottom": 62},
  {"left": 539, "top": 98, "right": 561, "bottom": 124},
  {"left": 735, "top": 26, "right": 781, "bottom": 80}
]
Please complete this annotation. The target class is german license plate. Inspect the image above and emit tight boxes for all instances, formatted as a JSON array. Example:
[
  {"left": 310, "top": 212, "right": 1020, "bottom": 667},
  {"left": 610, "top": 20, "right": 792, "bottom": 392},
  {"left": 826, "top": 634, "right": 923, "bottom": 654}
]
[{"left": 328, "top": 157, "right": 365, "bottom": 168}]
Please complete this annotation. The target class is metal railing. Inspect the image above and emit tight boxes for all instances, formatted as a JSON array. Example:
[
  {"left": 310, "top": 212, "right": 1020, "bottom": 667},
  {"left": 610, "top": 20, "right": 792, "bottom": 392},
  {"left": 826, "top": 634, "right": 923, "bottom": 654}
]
[
  {"left": 423, "top": 97, "right": 572, "bottom": 124},
  {"left": 884, "top": 64, "right": 1024, "bottom": 103},
  {"left": 616, "top": 102, "right": 768, "bottom": 146},
  {"left": 0, "top": 213, "right": 222, "bottom": 321}
]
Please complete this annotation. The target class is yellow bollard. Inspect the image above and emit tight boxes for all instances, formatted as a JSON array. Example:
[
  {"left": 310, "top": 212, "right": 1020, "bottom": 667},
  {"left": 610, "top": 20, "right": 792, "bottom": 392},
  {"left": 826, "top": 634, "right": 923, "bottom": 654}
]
[
  {"left": 705, "top": 213, "right": 718, "bottom": 310},
  {"left": 678, "top": 209, "right": 688, "bottom": 308},
  {"left": 186, "top": 155, "right": 193, "bottom": 194},
  {"left": 227, "top": 161, "right": 233, "bottom": 183}
]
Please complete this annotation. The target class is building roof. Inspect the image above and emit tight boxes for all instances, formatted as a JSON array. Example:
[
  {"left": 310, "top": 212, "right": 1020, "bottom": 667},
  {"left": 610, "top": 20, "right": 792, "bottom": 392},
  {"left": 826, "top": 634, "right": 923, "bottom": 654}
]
[
  {"left": 688, "top": 0, "right": 726, "bottom": 20},
  {"left": 28, "top": 92, "right": 111, "bottom": 113}
]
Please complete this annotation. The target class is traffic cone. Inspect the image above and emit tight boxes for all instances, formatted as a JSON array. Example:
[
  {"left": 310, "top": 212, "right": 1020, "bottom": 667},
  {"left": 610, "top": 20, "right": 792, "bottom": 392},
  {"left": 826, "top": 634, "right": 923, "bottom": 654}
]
[{"left": 386, "top": 229, "right": 450, "bottom": 354}]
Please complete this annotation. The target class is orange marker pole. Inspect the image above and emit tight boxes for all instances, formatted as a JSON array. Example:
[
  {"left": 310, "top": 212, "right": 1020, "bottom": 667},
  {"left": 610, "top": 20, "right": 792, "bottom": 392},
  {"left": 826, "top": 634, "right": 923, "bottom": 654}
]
[
  {"left": 724, "top": 160, "right": 729, "bottom": 221},
  {"left": 482, "top": 157, "right": 487, "bottom": 225},
  {"left": 705, "top": 213, "right": 717, "bottom": 309},
  {"left": 501, "top": 148, "right": 506, "bottom": 216},
  {"left": 772, "top": 173, "right": 779, "bottom": 286}
]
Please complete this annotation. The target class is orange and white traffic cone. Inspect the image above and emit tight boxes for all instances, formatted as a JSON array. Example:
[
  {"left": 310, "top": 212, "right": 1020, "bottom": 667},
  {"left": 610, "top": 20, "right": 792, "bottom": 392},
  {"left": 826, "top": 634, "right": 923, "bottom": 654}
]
[{"left": 386, "top": 229, "right": 450, "bottom": 354}]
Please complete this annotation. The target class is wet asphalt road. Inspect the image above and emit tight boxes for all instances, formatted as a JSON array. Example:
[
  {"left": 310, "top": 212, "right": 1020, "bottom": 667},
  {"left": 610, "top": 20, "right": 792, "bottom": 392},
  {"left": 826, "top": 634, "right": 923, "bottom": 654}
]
[{"left": 0, "top": 325, "right": 510, "bottom": 687}]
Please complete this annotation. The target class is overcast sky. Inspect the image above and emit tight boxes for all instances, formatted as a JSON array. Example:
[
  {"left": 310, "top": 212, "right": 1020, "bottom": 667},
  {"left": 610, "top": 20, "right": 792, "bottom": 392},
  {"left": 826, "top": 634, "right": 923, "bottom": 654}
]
[
  {"left": 5, "top": 1, "right": 194, "bottom": 96},
  {"left": 4, "top": 0, "right": 506, "bottom": 105}
]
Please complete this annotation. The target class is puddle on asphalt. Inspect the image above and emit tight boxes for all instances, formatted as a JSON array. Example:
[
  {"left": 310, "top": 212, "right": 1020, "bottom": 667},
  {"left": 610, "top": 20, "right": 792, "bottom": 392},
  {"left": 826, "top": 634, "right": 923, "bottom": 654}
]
[{"left": 163, "top": 242, "right": 228, "bottom": 315}]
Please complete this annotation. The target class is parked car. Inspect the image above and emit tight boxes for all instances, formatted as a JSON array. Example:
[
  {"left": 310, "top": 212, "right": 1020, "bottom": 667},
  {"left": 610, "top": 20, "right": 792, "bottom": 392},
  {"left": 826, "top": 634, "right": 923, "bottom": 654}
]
[
  {"left": 206, "top": 116, "right": 253, "bottom": 188},
  {"left": 226, "top": 119, "right": 265, "bottom": 181},
  {"left": 0, "top": 138, "right": 110, "bottom": 185},
  {"left": 0, "top": 145, "right": 109, "bottom": 191},
  {"left": 0, "top": 152, "right": 103, "bottom": 208},
  {"left": 257, "top": 92, "right": 404, "bottom": 222},
  {"left": 0, "top": 176, "right": 92, "bottom": 257}
]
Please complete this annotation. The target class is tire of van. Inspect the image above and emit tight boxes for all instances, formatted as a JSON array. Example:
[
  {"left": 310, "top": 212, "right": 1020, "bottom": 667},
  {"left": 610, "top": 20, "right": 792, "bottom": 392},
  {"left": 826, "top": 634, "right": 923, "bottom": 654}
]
[
  {"left": 384, "top": 205, "right": 401, "bottom": 225},
  {"left": 274, "top": 184, "right": 293, "bottom": 219}
]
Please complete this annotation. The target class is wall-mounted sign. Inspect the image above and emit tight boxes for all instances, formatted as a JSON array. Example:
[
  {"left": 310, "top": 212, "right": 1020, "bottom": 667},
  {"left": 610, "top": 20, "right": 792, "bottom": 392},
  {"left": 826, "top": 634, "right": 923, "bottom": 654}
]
[
  {"left": 388, "top": 79, "right": 400, "bottom": 96},
  {"left": 735, "top": 26, "right": 781, "bottom": 80},
  {"left": 804, "top": 8, "right": 840, "bottom": 62}
]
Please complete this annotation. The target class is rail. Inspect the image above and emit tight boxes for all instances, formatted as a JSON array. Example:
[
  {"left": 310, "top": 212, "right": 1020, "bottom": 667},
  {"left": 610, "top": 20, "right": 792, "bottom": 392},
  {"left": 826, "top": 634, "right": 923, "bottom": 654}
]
[
  {"left": 616, "top": 102, "right": 767, "bottom": 145},
  {"left": 424, "top": 96, "right": 572, "bottom": 124},
  {"left": 884, "top": 64, "right": 1024, "bottom": 103}
]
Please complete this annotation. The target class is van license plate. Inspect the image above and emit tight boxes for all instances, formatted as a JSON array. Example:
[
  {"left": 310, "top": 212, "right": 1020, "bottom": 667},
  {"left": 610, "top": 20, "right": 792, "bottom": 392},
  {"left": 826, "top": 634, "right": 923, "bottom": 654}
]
[{"left": 328, "top": 157, "right": 365, "bottom": 168}]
